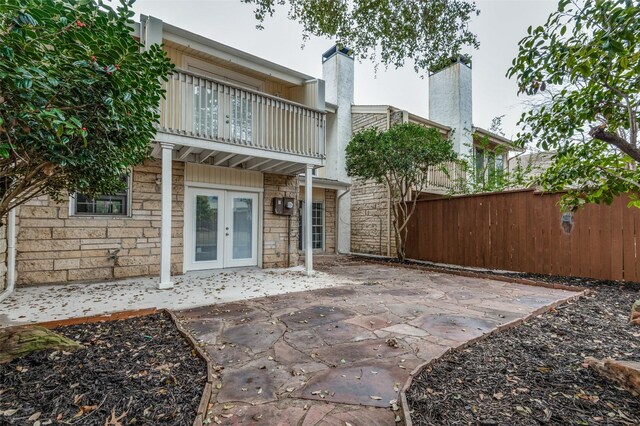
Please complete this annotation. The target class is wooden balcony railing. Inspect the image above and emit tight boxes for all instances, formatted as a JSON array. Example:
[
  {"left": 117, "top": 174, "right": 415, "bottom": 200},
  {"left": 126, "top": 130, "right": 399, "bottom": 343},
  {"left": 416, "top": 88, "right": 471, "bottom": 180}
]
[
  {"left": 158, "top": 69, "right": 326, "bottom": 159},
  {"left": 424, "top": 161, "right": 466, "bottom": 191}
]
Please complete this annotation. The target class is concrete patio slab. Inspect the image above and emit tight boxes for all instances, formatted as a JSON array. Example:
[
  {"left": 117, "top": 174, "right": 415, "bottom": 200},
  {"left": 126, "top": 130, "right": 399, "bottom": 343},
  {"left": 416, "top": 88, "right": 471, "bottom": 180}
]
[
  {"left": 172, "top": 257, "right": 580, "bottom": 425},
  {"left": 0, "top": 266, "right": 352, "bottom": 327}
]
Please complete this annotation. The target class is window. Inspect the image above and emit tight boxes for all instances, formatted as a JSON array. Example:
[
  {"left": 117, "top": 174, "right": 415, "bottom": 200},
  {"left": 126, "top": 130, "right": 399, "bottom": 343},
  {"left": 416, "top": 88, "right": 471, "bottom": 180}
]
[
  {"left": 298, "top": 201, "right": 324, "bottom": 250},
  {"left": 73, "top": 176, "right": 130, "bottom": 216},
  {"left": 192, "top": 89, "right": 252, "bottom": 142},
  {"left": 193, "top": 86, "right": 219, "bottom": 137}
]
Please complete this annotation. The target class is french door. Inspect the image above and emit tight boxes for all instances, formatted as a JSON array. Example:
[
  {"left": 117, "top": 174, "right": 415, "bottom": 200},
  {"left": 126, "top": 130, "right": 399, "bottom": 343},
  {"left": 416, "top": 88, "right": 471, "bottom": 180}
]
[{"left": 185, "top": 188, "right": 258, "bottom": 270}]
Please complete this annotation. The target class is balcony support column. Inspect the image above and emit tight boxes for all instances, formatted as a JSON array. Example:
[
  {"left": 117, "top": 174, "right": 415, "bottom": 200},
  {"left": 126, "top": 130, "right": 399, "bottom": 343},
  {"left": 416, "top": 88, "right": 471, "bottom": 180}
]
[
  {"left": 305, "top": 164, "right": 314, "bottom": 276},
  {"left": 159, "top": 142, "right": 174, "bottom": 290}
]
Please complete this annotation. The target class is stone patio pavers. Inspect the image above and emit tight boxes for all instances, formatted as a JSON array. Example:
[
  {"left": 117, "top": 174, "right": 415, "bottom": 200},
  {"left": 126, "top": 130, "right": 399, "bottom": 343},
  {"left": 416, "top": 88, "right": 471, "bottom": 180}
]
[{"left": 173, "top": 259, "right": 579, "bottom": 425}]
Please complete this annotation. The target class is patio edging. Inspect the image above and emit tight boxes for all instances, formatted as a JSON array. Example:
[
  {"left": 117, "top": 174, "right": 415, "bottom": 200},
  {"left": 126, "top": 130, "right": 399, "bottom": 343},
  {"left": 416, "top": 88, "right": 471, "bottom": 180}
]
[
  {"left": 397, "top": 289, "right": 587, "bottom": 426},
  {"left": 164, "top": 309, "right": 215, "bottom": 426},
  {"left": 20, "top": 308, "right": 213, "bottom": 426}
]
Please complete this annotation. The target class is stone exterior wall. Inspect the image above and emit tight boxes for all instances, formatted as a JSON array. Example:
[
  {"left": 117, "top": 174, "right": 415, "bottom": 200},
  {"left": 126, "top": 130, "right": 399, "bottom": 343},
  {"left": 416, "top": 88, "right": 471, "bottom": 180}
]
[
  {"left": 263, "top": 173, "right": 300, "bottom": 268},
  {"left": 325, "top": 189, "right": 336, "bottom": 254},
  {"left": 0, "top": 217, "right": 6, "bottom": 291},
  {"left": 350, "top": 111, "right": 405, "bottom": 256},
  {"left": 14, "top": 159, "right": 184, "bottom": 285},
  {"left": 298, "top": 187, "right": 337, "bottom": 254}
]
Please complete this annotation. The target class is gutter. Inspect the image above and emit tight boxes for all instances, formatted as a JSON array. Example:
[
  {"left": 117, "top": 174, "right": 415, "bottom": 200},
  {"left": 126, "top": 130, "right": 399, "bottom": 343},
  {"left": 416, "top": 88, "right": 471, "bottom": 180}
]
[{"left": 0, "top": 209, "right": 16, "bottom": 303}]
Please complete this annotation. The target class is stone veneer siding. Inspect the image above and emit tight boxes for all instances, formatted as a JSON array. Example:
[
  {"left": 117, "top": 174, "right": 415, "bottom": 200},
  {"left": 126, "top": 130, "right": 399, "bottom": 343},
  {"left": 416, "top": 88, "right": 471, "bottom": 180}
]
[
  {"left": 298, "top": 188, "right": 337, "bottom": 254},
  {"left": 263, "top": 173, "right": 300, "bottom": 268},
  {"left": 14, "top": 159, "right": 184, "bottom": 285},
  {"left": 0, "top": 218, "right": 6, "bottom": 291},
  {"left": 350, "top": 111, "right": 404, "bottom": 256}
]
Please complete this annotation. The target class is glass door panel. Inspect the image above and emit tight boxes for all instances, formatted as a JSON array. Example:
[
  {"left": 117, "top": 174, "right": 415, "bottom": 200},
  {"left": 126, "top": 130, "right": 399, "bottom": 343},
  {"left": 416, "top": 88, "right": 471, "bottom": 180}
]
[
  {"left": 185, "top": 188, "right": 224, "bottom": 270},
  {"left": 225, "top": 192, "right": 258, "bottom": 267},
  {"left": 195, "top": 195, "right": 219, "bottom": 262}
]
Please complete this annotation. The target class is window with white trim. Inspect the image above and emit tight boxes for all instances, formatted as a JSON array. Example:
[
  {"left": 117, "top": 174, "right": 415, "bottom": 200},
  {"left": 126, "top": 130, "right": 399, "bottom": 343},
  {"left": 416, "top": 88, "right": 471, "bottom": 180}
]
[
  {"left": 298, "top": 201, "right": 324, "bottom": 250},
  {"left": 73, "top": 175, "right": 131, "bottom": 216}
]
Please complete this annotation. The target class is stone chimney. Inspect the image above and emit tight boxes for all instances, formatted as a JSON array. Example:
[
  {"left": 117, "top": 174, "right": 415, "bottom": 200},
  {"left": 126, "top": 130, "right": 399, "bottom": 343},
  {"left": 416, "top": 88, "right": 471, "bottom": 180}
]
[
  {"left": 428, "top": 58, "right": 473, "bottom": 157},
  {"left": 322, "top": 45, "right": 354, "bottom": 254}
]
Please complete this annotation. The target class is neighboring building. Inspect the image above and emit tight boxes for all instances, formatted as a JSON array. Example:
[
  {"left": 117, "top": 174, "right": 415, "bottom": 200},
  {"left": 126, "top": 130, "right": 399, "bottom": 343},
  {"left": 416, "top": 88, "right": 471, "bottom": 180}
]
[
  {"left": 348, "top": 58, "right": 520, "bottom": 257},
  {"left": 5, "top": 16, "right": 350, "bottom": 290}
]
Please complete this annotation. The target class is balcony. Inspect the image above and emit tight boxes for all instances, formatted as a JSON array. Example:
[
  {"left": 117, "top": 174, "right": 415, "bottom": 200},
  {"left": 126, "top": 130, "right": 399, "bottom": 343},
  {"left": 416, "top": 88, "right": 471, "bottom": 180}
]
[
  {"left": 422, "top": 161, "right": 467, "bottom": 194},
  {"left": 155, "top": 69, "right": 326, "bottom": 171}
]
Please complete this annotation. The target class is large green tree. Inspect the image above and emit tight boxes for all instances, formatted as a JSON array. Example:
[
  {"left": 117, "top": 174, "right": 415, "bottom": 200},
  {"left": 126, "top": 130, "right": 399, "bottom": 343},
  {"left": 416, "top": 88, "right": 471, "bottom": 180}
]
[
  {"left": 0, "top": 0, "right": 173, "bottom": 218},
  {"left": 346, "top": 123, "right": 456, "bottom": 260},
  {"left": 508, "top": 0, "right": 640, "bottom": 210},
  {"left": 243, "top": 0, "right": 479, "bottom": 73}
]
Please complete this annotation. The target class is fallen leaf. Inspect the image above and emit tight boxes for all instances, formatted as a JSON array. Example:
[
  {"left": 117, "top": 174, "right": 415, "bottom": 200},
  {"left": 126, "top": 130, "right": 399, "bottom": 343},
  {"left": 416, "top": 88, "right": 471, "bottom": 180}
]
[
  {"left": 28, "top": 412, "right": 41, "bottom": 421},
  {"left": 370, "top": 396, "right": 382, "bottom": 400},
  {"left": 493, "top": 392, "right": 504, "bottom": 400}
]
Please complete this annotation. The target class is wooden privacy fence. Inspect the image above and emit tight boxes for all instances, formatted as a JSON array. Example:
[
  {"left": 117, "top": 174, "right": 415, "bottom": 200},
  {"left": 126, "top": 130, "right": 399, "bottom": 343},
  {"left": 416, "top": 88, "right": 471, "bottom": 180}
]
[{"left": 404, "top": 189, "right": 640, "bottom": 282}]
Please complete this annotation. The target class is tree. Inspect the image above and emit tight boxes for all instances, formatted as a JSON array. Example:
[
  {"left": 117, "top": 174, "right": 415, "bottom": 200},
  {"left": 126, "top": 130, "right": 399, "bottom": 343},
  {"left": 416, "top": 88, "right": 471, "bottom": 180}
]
[
  {"left": 507, "top": 0, "right": 640, "bottom": 210},
  {"left": 346, "top": 123, "right": 456, "bottom": 260},
  {"left": 0, "top": 0, "right": 173, "bottom": 218},
  {"left": 451, "top": 116, "right": 534, "bottom": 194},
  {"left": 243, "top": 0, "right": 479, "bottom": 73}
]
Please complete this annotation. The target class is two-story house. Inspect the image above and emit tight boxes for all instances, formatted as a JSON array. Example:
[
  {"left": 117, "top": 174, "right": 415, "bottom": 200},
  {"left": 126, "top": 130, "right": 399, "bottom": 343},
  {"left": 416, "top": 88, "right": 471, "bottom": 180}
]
[{"left": 3, "top": 16, "right": 351, "bottom": 292}]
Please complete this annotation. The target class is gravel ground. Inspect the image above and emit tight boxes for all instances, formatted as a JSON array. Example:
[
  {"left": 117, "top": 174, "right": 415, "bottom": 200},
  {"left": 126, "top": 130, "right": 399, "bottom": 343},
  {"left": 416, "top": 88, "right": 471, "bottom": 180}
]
[
  {"left": 0, "top": 313, "right": 207, "bottom": 425},
  {"left": 407, "top": 273, "right": 640, "bottom": 425}
]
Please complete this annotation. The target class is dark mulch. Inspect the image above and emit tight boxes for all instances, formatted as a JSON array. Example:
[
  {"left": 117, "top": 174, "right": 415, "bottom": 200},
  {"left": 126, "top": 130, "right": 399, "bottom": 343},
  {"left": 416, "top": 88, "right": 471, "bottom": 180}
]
[
  {"left": 0, "top": 313, "right": 207, "bottom": 425},
  {"left": 407, "top": 273, "right": 640, "bottom": 426}
]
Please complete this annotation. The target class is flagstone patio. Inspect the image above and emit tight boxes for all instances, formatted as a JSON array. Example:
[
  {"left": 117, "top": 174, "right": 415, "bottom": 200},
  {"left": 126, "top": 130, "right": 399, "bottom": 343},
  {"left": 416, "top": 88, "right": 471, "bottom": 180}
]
[{"left": 173, "top": 258, "right": 580, "bottom": 425}]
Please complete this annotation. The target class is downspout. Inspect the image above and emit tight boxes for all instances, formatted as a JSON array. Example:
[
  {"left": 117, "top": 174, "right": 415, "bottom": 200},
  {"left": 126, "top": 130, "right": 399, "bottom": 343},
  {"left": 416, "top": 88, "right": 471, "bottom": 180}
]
[
  {"left": 0, "top": 208, "right": 16, "bottom": 303},
  {"left": 386, "top": 107, "right": 392, "bottom": 257},
  {"left": 336, "top": 188, "right": 351, "bottom": 254}
]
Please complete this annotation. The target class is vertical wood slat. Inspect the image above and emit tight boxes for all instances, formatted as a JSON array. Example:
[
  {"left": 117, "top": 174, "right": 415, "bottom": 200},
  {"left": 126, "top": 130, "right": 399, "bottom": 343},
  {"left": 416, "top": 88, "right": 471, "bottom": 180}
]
[{"left": 404, "top": 190, "right": 640, "bottom": 282}]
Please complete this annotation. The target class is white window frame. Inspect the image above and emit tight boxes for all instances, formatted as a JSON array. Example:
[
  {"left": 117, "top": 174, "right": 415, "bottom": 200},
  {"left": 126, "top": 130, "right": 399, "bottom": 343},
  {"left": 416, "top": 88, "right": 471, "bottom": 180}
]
[{"left": 299, "top": 200, "right": 325, "bottom": 251}]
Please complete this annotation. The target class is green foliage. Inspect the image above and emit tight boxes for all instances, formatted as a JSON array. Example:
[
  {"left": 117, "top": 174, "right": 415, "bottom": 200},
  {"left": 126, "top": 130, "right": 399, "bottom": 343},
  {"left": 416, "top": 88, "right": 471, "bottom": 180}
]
[
  {"left": 346, "top": 122, "right": 456, "bottom": 259},
  {"left": 507, "top": 0, "right": 640, "bottom": 210},
  {"left": 243, "top": 0, "right": 479, "bottom": 73},
  {"left": 451, "top": 138, "right": 533, "bottom": 194},
  {"left": 0, "top": 0, "right": 173, "bottom": 217}
]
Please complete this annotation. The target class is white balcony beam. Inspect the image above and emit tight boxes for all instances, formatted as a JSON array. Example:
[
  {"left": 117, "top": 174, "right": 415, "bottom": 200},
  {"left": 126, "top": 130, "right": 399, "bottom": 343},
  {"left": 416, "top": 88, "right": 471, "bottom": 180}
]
[
  {"left": 159, "top": 142, "right": 174, "bottom": 290},
  {"left": 176, "top": 146, "right": 194, "bottom": 161},
  {"left": 305, "top": 164, "right": 313, "bottom": 276},
  {"left": 229, "top": 155, "right": 252, "bottom": 168},
  {"left": 199, "top": 150, "right": 216, "bottom": 163},
  {"left": 245, "top": 157, "right": 272, "bottom": 170},
  {"left": 261, "top": 160, "right": 287, "bottom": 172},
  {"left": 213, "top": 152, "right": 236, "bottom": 166},
  {"left": 154, "top": 132, "right": 325, "bottom": 168}
]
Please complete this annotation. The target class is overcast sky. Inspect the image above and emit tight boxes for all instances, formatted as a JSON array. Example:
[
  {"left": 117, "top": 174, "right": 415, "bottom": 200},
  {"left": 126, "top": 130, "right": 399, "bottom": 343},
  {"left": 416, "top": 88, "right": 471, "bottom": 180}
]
[{"left": 132, "top": 0, "right": 558, "bottom": 140}]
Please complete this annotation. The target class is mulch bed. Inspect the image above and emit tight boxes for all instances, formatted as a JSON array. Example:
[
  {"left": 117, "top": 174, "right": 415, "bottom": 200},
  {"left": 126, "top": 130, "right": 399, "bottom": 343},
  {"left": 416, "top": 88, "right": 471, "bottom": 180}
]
[
  {"left": 0, "top": 313, "right": 207, "bottom": 425},
  {"left": 406, "top": 273, "right": 640, "bottom": 425}
]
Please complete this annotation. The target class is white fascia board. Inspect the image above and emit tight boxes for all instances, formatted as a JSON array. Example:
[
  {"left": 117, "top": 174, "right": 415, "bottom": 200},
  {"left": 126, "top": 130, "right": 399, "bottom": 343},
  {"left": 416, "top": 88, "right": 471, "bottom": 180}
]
[
  {"left": 407, "top": 113, "right": 451, "bottom": 133},
  {"left": 351, "top": 105, "right": 392, "bottom": 114},
  {"left": 474, "top": 127, "right": 524, "bottom": 152},
  {"left": 299, "top": 176, "right": 351, "bottom": 190},
  {"left": 154, "top": 132, "right": 325, "bottom": 167},
  {"left": 162, "top": 23, "right": 313, "bottom": 86}
]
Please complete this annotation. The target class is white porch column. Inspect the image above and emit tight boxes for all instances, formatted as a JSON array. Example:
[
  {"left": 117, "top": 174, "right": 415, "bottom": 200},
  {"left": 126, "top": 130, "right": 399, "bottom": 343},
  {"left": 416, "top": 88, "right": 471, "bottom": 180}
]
[
  {"left": 305, "top": 164, "right": 314, "bottom": 276},
  {"left": 159, "top": 143, "right": 174, "bottom": 289}
]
